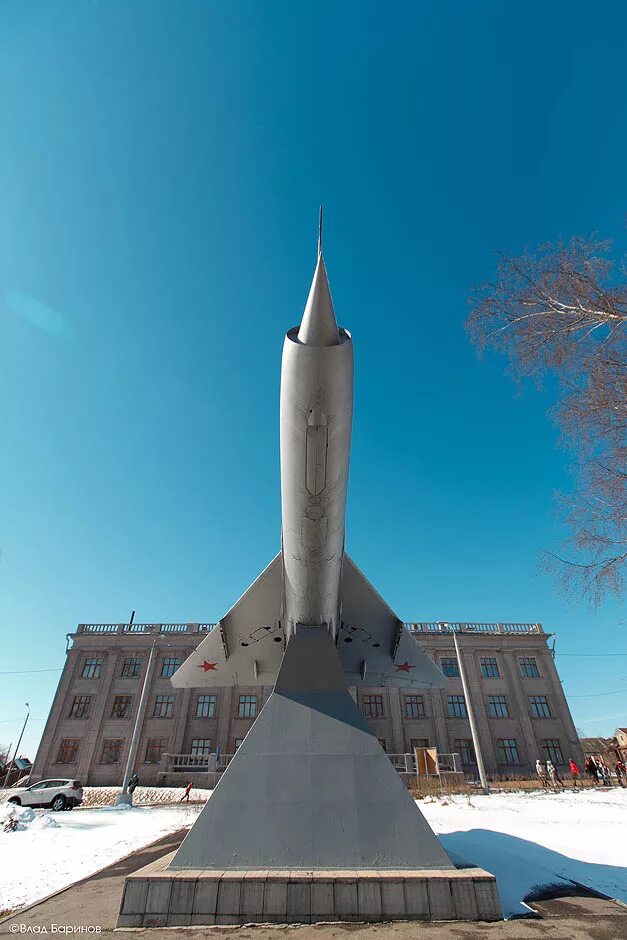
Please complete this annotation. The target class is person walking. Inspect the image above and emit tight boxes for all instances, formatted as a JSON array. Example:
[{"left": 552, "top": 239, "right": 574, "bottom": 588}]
[
  {"left": 600, "top": 759, "right": 612, "bottom": 787},
  {"left": 584, "top": 755, "right": 599, "bottom": 785},
  {"left": 535, "top": 759, "right": 548, "bottom": 789},
  {"left": 615, "top": 760, "right": 626, "bottom": 787},
  {"left": 568, "top": 758, "right": 580, "bottom": 788},
  {"left": 127, "top": 772, "right": 139, "bottom": 797},
  {"left": 181, "top": 781, "right": 193, "bottom": 802},
  {"left": 546, "top": 759, "right": 560, "bottom": 791}
]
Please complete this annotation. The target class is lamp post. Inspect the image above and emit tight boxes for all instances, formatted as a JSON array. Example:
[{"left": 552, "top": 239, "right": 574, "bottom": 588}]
[
  {"left": 3, "top": 703, "right": 30, "bottom": 789},
  {"left": 115, "top": 638, "right": 158, "bottom": 806},
  {"left": 452, "top": 632, "right": 489, "bottom": 795}
]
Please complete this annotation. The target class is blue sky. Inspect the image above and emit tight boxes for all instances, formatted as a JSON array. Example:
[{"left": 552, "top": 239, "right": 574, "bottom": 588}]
[{"left": 1, "top": 0, "right": 625, "bottom": 759}]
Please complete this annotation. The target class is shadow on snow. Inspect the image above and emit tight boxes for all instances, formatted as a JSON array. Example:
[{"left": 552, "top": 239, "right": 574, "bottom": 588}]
[{"left": 441, "top": 828, "right": 627, "bottom": 919}]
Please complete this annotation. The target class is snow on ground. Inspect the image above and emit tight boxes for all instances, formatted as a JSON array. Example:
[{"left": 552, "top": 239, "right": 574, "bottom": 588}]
[
  {"left": 0, "top": 801, "right": 202, "bottom": 913},
  {"left": 419, "top": 787, "right": 627, "bottom": 917},
  {"left": 0, "top": 787, "right": 625, "bottom": 918}
]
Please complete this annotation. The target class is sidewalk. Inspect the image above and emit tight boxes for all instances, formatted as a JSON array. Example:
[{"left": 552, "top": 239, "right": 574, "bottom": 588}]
[{"left": 0, "top": 829, "right": 625, "bottom": 939}]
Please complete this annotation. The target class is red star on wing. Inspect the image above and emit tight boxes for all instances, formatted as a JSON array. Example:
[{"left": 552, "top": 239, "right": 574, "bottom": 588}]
[
  {"left": 395, "top": 661, "right": 415, "bottom": 673},
  {"left": 199, "top": 660, "right": 218, "bottom": 672}
]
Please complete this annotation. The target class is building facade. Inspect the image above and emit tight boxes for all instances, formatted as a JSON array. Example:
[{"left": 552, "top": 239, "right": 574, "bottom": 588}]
[{"left": 31, "top": 620, "right": 582, "bottom": 786}]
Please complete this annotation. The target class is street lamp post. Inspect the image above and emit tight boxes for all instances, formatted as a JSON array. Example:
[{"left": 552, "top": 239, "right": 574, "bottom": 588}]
[
  {"left": 3, "top": 703, "right": 30, "bottom": 789},
  {"left": 114, "top": 639, "right": 158, "bottom": 806},
  {"left": 452, "top": 632, "right": 489, "bottom": 795}
]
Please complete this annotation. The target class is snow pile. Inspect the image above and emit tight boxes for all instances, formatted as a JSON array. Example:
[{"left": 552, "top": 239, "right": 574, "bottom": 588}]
[
  {"left": 419, "top": 787, "right": 627, "bottom": 917},
  {"left": 0, "top": 803, "right": 36, "bottom": 831},
  {"left": 30, "top": 815, "right": 60, "bottom": 830}
]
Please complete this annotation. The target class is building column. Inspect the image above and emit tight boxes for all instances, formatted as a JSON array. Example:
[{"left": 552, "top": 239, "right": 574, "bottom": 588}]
[
  {"left": 541, "top": 651, "right": 583, "bottom": 764},
  {"left": 30, "top": 648, "right": 81, "bottom": 781},
  {"left": 429, "top": 689, "right": 449, "bottom": 756},
  {"left": 501, "top": 651, "right": 539, "bottom": 773},
  {"left": 387, "top": 687, "right": 405, "bottom": 754},
  {"left": 78, "top": 650, "right": 120, "bottom": 783},
  {"left": 462, "top": 653, "right": 496, "bottom": 775},
  {"left": 170, "top": 688, "right": 191, "bottom": 755},
  {"left": 217, "top": 687, "right": 233, "bottom": 753}
]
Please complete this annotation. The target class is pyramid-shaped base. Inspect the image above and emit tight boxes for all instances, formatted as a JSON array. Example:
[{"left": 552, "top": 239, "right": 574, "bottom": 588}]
[{"left": 170, "top": 627, "right": 453, "bottom": 871}]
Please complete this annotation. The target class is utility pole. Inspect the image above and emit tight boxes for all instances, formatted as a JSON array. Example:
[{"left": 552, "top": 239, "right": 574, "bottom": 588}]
[
  {"left": 115, "top": 629, "right": 158, "bottom": 806},
  {"left": 453, "top": 631, "right": 489, "bottom": 795},
  {"left": 3, "top": 703, "right": 30, "bottom": 788}
]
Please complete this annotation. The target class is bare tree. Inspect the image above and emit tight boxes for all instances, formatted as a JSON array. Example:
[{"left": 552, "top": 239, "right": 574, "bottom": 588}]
[{"left": 467, "top": 236, "right": 627, "bottom": 604}]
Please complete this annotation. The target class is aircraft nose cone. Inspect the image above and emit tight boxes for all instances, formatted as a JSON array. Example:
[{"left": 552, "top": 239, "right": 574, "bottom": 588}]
[{"left": 298, "top": 254, "right": 340, "bottom": 347}]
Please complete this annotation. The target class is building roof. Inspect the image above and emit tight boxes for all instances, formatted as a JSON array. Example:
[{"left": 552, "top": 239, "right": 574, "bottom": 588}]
[{"left": 579, "top": 737, "right": 616, "bottom": 753}]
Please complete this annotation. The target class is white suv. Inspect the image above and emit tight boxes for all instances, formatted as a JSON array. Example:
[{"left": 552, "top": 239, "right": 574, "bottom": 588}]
[{"left": 8, "top": 778, "right": 83, "bottom": 811}]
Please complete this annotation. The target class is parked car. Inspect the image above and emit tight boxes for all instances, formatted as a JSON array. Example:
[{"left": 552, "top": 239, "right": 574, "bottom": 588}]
[{"left": 7, "top": 778, "right": 83, "bottom": 811}]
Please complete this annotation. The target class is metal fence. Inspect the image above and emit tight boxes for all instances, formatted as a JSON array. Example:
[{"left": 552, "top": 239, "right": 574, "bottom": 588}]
[
  {"left": 76, "top": 622, "right": 216, "bottom": 634},
  {"left": 405, "top": 621, "right": 542, "bottom": 635}
]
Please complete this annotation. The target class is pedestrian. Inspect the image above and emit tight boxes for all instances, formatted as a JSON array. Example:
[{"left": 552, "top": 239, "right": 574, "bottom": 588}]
[
  {"left": 569, "top": 758, "right": 581, "bottom": 788},
  {"left": 615, "top": 760, "right": 626, "bottom": 787},
  {"left": 181, "top": 782, "right": 193, "bottom": 802},
  {"left": 128, "top": 772, "right": 139, "bottom": 797},
  {"left": 584, "top": 755, "right": 599, "bottom": 785},
  {"left": 545, "top": 759, "right": 558, "bottom": 790},
  {"left": 600, "top": 760, "right": 612, "bottom": 787},
  {"left": 535, "top": 759, "right": 548, "bottom": 789}
]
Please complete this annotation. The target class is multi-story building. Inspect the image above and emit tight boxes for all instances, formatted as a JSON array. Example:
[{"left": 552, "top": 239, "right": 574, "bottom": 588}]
[{"left": 30, "top": 620, "right": 582, "bottom": 786}]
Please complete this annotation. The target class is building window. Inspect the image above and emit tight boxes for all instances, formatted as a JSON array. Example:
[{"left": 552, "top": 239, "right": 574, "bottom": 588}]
[
  {"left": 234, "top": 737, "right": 245, "bottom": 751},
  {"left": 196, "top": 694, "right": 217, "bottom": 719},
  {"left": 404, "top": 695, "right": 425, "bottom": 718},
  {"left": 238, "top": 695, "right": 257, "bottom": 719},
  {"left": 496, "top": 738, "right": 520, "bottom": 764},
  {"left": 519, "top": 656, "right": 540, "bottom": 678},
  {"left": 69, "top": 695, "right": 91, "bottom": 719},
  {"left": 487, "top": 695, "right": 509, "bottom": 718},
  {"left": 410, "top": 738, "right": 430, "bottom": 750},
  {"left": 145, "top": 738, "right": 168, "bottom": 763},
  {"left": 111, "top": 695, "right": 132, "bottom": 719},
  {"left": 454, "top": 738, "right": 476, "bottom": 764},
  {"left": 121, "top": 657, "right": 142, "bottom": 678},
  {"left": 542, "top": 739, "right": 564, "bottom": 765},
  {"left": 362, "top": 695, "right": 384, "bottom": 718},
  {"left": 190, "top": 738, "right": 212, "bottom": 756},
  {"left": 161, "top": 657, "right": 182, "bottom": 678},
  {"left": 100, "top": 739, "right": 123, "bottom": 763},
  {"left": 378, "top": 738, "right": 387, "bottom": 752},
  {"left": 153, "top": 694, "right": 175, "bottom": 718},
  {"left": 81, "top": 658, "right": 103, "bottom": 679},
  {"left": 479, "top": 657, "right": 499, "bottom": 678},
  {"left": 529, "top": 695, "right": 552, "bottom": 719},
  {"left": 440, "top": 657, "right": 460, "bottom": 677},
  {"left": 447, "top": 695, "right": 467, "bottom": 718},
  {"left": 57, "top": 738, "right": 80, "bottom": 763}
]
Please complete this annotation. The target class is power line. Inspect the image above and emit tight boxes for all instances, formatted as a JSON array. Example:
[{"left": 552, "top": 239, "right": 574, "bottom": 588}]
[
  {"left": 557, "top": 652, "right": 627, "bottom": 657},
  {"left": 0, "top": 668, "right": 63, "bottom": 676},
  {"left": 567, "top": 688, "right": 627, "bottom": 698},
  {"left": 0, "top": 717, "right": 46, "bottom": 723}
]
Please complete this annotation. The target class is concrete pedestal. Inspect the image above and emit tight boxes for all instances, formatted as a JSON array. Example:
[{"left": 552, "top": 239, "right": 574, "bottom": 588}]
[
  {"left": 117, "top": 628, "right": 502, "bottom": 925},
  {"left": 117, "top": 852, "right": 502, "bottom": 926}
]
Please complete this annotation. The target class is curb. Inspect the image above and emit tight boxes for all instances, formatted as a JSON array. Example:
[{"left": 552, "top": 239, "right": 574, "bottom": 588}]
[{"left": 0, "top": 828, "right": 190, "bottom": 928}]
